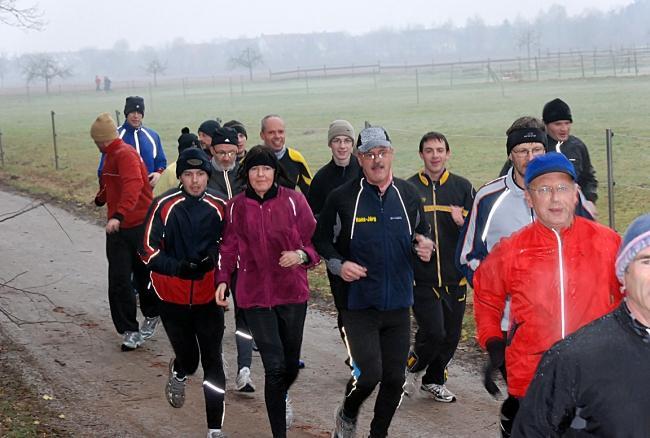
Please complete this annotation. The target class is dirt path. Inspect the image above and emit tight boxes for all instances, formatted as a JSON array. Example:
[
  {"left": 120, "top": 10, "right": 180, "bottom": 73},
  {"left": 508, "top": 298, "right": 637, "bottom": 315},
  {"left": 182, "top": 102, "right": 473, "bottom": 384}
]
[{"left": 0, "top": 190, "right": 499, "bottom": 437}]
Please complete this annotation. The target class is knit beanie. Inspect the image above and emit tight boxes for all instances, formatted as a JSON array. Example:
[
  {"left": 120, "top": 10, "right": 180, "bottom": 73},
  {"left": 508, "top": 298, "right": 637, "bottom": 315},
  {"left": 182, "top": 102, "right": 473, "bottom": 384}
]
[
  {"left": 616, "top": 214, "right": 650, "bottom": 282},
  {"left": 198, "top": 120, "right": 221, "bottom": 136},
  {"left": 356, "top": 126, "right": 392, "bottom": 153},
  {"left": 542, "top": 98, "right": 572, "bottom": 124},
  {"left": 223, "top": 120, "right": 247, "bottom": 139},
  {"left": 211, "top": 127, "right": 239, "bottom": 147},
  {"left": 506, "top": 128, "right": 547, "bottom": 156},
  {"left": 176, "top": 147, "right": 212, "bottom": 178},
  {"left": 328, "top": 120, "right": 355, "bottom": 144},
  {"left": 242, "top": 145, "right": 278, "bottom": 174},
  {"left": 177, "top": 127, "right": 200, "bottom": 154},
  {"left": 124, "top": 96, "right": 145, "bottom": 116},
  {"left": 90, "top": 112, "right": 118, "bottom": 142}
]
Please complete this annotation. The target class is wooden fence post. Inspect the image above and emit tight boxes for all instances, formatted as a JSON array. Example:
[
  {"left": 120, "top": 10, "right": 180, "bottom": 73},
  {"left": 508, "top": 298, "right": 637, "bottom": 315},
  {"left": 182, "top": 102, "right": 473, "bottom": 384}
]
[{"left": 50, "top": 110, "right": 59, "bottom": 170}]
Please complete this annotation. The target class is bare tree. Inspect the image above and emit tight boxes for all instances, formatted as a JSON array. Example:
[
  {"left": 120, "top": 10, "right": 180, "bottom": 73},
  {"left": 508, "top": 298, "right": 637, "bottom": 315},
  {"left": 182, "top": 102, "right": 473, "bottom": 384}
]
[
  {"left": 516, "top": 27, "right": 540, "bottom": 68},
  {"left": 229, "top": 47, "right": 263, "bottom": 81},
  {"left": 21, "top": 54, "right": 72, "bottom": 94},
  {"left": 0, "top": 0, "right": 44, "bottom": 30},
  {"left": 145, "top": 57, "right": 166, "bottom": 87}
]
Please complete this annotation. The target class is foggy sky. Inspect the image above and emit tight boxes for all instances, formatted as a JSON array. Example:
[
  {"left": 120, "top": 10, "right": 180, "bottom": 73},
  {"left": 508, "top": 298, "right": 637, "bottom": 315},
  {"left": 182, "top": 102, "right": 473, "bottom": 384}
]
[{"left": 0, "top": 0, "right": 634, "bottom": 54}]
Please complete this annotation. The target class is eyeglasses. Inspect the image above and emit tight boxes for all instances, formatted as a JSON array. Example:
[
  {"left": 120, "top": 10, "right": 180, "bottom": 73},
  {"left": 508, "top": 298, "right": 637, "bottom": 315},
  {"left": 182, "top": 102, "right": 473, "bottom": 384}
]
[
  {"left": 331, "top": 138, "right": 353, "bottom": 146},
  {"left": 527, "top": 184, "right": 573, "bottom": 196},
  {"left": 512, "top": 146, "right": 545, "bottom": 157},
  {"left": 359, "top": 150, "right": 392, "bottom": 160},
  {"left": 214, "top": 151, "right": 237, "bottom": 158}
]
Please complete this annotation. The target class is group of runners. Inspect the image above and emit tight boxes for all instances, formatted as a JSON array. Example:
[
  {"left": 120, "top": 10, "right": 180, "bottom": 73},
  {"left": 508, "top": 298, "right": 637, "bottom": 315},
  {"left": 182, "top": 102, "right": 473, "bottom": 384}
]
[{"left": 91, "top": 95, "right": 650, "bottom": 438}]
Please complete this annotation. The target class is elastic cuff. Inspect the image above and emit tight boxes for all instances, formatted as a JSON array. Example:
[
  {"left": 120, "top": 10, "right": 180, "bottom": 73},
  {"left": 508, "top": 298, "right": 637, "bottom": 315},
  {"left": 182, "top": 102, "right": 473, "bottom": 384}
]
[{"left": 111, "top": 213, "right": 124, "bottom": 222}]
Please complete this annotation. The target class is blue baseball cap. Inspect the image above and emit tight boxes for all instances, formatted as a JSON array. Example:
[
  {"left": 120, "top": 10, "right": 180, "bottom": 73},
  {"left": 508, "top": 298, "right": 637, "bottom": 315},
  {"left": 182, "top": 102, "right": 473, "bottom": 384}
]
[{"left": 524, "top": 152, "right": 577, "bottom": 186}]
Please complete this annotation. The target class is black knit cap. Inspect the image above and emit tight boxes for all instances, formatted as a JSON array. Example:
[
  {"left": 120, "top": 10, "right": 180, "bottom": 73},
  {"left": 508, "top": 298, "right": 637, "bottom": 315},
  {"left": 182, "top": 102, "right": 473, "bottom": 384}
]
[
  {"left": 124, "top": 96, "right": 145, "bottom": 116},
  {"left": 542, "top": 98, "right": 572, "bottom": 124},
  {"left": 177, "top": 127, "right": 200, "bottom": 154},
  {"left": 198, "top": 120, "right": 221, "bottom": 136},
  {"left": 211, "top": 127, "right": 239, "bottom": 146},
  {"left": 176, "top": 147, "right": 212, "bottom": 179},
  {"left": 223, "top": 120, "right": 247, "bottom": 139}
]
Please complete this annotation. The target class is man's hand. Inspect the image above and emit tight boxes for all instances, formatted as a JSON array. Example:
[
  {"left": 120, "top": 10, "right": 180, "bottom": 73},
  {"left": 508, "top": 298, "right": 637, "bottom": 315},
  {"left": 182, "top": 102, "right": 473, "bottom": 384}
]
[
  {"left": 450, "top": 205, "right": 465, "bottom": 227},
  {"left": 176, "top": 259, "right": 204, "bottom": 280},
  {"left": 340, "top": 261, "right": 367, "bottom": 282},
  {"left": 106, "top": 218, "right": 120, "bottom": 234},
  {"left": 215, "top": 283, "right": 229, "bottom": 307},
  {"left": 279, "top": 250, "right": 302, "bottom": 268},
  {"left": 197, "top": 256, "right": 215, "bottom": 273},
  {"left": 483, "top": 337, "right": 506, "bottom": 398},
  {"left": 414, "top": 234, "right": 435, "bottom": 262},
  {"left": 148, "top": 172, "right": 161, "bottom": 187}
]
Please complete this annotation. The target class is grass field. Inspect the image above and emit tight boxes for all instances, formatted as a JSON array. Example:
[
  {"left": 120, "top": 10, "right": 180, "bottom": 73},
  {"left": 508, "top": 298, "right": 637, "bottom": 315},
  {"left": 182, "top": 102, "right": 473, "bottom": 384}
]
[{"left": 1, "top": 72, "right": 648, "bottom": 229}]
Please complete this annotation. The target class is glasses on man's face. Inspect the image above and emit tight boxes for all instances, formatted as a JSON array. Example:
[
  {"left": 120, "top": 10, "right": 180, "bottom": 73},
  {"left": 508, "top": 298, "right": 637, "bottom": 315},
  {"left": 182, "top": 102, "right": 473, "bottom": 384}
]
[
  {"left": 360, "top": 149, "right": 392, "bottom": 161},
  {"left": 528, "top": 184, "right": 572, "bottom": 196},
  {"left": 331, "top": 138, "right": 353, "bottom": 146},
  {"left": 512, "top": 146, "right": 545, "bottom": 157},
  {"left": 214, "top": 151, "right": 237, "bottom": 158}
]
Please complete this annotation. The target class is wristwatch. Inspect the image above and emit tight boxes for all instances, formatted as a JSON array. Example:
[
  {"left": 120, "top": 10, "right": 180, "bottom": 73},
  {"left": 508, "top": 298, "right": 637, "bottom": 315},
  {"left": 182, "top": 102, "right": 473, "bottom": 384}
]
[{"left": 296, "top": 249, "right": 308, "bottom": 264}]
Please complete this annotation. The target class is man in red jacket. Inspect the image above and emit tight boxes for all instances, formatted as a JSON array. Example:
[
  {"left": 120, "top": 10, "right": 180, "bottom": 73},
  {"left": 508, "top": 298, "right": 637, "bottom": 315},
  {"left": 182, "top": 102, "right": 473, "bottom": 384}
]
[
  {"left": 91, "top": 112, "right": 158, "bottom": 351},
  {"left": 473, "top": 152, "right": 621, "bottom": 437}
]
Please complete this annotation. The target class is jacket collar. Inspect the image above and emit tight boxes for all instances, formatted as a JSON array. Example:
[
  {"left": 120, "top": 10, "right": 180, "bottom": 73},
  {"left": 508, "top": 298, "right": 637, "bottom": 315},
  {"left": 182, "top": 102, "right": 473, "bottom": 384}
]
[
  {"left": 418, "top": 169, "right": 449, "bottom": 187},
  {"left": 245, "top": 182, "right": 279, "bottom": 203},
  {"left": 104, "top": 138, "right": 125, "bottom": 154}
]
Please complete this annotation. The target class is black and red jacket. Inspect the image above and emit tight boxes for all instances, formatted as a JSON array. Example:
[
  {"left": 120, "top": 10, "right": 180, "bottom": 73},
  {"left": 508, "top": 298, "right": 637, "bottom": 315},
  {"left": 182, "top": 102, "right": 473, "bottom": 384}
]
[{"left": 140, "top": 187, "right": 226, "bottom": 305}]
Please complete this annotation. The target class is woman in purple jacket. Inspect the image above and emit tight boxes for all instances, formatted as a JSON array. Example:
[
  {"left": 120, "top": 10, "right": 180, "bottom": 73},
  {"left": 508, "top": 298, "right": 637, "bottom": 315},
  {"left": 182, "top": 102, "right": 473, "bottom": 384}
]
[{"left": 215, "top": 145, "right": 320, "bottom": 438}]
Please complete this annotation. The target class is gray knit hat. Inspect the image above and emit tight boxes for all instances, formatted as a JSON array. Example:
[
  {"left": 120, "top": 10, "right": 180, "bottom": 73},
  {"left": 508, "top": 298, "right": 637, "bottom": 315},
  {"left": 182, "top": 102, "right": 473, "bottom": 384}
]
[
  {"left": 328, "top": 120, "right": 355, "bottom": 144},
  {"left": 356, "top": 126, "right": 392, "bottom": 153},
  {"left": 616, "top": 213, "right": 650, "bottom": 282}
]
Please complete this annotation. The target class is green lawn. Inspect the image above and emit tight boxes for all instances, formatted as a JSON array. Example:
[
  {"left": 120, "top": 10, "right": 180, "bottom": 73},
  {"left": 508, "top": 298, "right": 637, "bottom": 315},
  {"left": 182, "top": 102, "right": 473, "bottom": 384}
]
[{"left": 1, "top": 73, "right": 648, "bottom": 228}]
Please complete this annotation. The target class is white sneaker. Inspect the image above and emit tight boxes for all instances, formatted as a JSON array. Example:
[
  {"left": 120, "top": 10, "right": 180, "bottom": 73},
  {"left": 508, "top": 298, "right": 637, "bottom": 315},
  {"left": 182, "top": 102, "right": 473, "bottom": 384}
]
[
  {"left": 404, "top": 369, "right": 423, "bottom": 397},
  {"left": 140, "top": 316, "right": 160, "bottom": 340},
  {"left": 332, "top": 402, "right": 357, "bottom": 438},
  {"left": 121, "top": 331, "right": 144, "bottom": 351},
  {"left": 166, "top": 358, "right": 187, "bottom": 408},
  {"left": 207, "top": 429, "right": 226, "bottom": 438},
  {"left": 421, "top": 383, "right": 457, "bottom": 403},
  {"left": 235, "top": 367, "right": 255, "bottom": 392},
  {"left": 285, "top": 393, "right": 294, "bottom": 430}
]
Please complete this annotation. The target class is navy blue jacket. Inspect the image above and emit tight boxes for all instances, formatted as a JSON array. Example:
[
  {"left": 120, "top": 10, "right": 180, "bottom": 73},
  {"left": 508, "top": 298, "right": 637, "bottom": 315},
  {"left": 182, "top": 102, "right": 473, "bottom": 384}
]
[{"left": 313, "top": 176, "right": 429, "bottom": 311}]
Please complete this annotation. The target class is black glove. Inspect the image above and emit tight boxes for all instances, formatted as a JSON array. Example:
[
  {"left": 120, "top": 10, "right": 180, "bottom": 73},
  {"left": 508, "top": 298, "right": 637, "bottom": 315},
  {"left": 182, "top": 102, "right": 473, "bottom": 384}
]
[
  {"left": 94, "top": 196, "right": 105, "bottom": 207},
  {"left": 176, "top": 259, "right": 204, "bottom": 280},
  {"left": 197, "top": 255, "right": 215, "bottom": 273},
  {"left": 483, "top": 337, "right": 506, "bottom": 398}
]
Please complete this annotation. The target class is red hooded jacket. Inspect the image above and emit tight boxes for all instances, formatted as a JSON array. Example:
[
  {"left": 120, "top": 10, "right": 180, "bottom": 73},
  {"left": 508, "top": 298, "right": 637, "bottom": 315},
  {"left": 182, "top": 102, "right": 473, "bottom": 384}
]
[
  {"left": 474, "top": 217, "right": 621, "bottom": 398},
  {"left": 94, "top": 138, "right": 152, "bottom": 228}
]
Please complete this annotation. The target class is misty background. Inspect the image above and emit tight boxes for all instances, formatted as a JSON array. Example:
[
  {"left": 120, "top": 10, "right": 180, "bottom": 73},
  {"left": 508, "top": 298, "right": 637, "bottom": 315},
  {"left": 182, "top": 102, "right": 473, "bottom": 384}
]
[{"left": 1, "top": 0, "right": 650, "bottom": 88}]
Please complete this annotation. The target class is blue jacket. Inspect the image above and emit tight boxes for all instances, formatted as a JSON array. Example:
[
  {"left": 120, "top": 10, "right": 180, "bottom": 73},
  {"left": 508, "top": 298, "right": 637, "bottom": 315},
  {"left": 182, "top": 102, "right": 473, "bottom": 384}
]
[
  {"left": 98, "top": 122, "right": 167, "bottom": 177},
  {"left": 313, "top": 177, "right": 429, "bottom": 311}
]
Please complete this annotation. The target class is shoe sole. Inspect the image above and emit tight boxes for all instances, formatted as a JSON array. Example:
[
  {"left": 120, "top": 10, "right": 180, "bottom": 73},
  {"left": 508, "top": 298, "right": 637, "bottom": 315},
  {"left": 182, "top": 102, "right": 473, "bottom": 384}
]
[{"left": 237, "top": 384, "right": 255, "bottom": 393}]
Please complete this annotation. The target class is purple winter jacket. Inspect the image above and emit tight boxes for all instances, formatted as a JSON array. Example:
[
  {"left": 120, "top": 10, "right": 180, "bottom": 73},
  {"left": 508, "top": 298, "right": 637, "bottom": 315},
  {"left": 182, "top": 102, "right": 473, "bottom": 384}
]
[{"left": 215, "top": 186, "right": 320, "bottom": 309}]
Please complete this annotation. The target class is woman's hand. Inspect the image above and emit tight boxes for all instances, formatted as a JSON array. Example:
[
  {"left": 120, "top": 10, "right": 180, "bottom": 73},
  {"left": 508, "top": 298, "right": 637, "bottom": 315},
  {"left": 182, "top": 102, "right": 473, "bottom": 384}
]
[
  {"left": 215, "top": 283, "right": 229, "bottom": 307},
  {"left": 279, "top": 250, "right": 303, "bottom": 268}
]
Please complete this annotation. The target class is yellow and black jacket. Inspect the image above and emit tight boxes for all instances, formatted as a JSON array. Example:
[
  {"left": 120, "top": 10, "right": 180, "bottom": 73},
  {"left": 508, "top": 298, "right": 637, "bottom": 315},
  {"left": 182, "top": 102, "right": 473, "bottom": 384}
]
[
  {"left": 407, "top": 169, "right": 475, "bottom": 288},
  {"left": 277, "top": 147, "right": 313, "bottom": 194}
]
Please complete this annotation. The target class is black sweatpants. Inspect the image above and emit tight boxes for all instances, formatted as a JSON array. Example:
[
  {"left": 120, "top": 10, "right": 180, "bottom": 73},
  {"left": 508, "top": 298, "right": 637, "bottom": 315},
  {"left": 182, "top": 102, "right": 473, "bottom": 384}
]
[
  {"left": 340, "top": 308, "right": 410, "bottom": 438},
  {"left": 243, "top": 302, "right": 307, "bottom": 438},
  {"left": 159, "top": 301, "right": 226, "bottom": 429},
  {"left": 411, "top": 284, "right": 466, "bottom": 385},
  {"left": 230, "top": 272, "right": 253, "bottom": 371},
  {"left": 105, "top": 225, "right": 160, "bottom": 334}
]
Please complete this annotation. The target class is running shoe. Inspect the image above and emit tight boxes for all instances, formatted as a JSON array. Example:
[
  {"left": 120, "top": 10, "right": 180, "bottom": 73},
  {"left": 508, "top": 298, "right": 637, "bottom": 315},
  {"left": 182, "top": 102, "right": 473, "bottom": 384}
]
[
  {"left": 121, "top": 331, "right": 144, "bottom": 351},
  {"left": 207, "top": 430, "right": 227, "bottom": 438},
  {"left": 404, "top": 369, "right": 423, "bottom": 397},
  {"left": 140, "top": 316, "right": 160, "bottom": 340},
  {"left": 421, "top": 383, "right": 457, "bottom": 403},
  {"left": 235, "top": 367, "right": 255, "bottom": 392},
  {"left": 332, "top": 403, "right": 357, "bottom": 438},
  {"left": 165, "top": 358, "right": 187, "bottom": 408}
]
